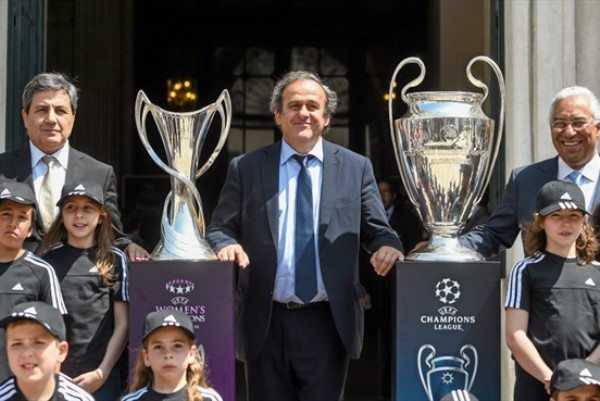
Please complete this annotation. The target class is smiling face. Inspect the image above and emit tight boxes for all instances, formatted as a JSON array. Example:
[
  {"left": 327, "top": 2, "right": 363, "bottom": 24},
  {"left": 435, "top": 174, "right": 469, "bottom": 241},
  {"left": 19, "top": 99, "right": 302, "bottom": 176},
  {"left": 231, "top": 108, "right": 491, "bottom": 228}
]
[
  {"left": 61, "top": 196, "right": 103, "bottom": 249},
  {"left": 551, "top": 95, "right": 600, "bottom": 170},
  {"left": 274, "top": 79, "right": 330, "bottom": 154},
  {"left": 6, "top": 321, "right": 67, "bottom": 391},
  {"left": 142, "top": 326, "right": 197, "bottom": 392},
  {"left": 22, "top": 89, "right": 75, "bottom": 155}
]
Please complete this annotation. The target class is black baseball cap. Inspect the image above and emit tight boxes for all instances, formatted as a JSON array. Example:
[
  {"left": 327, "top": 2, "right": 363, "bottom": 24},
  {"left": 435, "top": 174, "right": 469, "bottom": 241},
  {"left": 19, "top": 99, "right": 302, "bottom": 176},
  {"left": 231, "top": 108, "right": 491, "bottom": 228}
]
[
  {"left": 440, "top": 389, "right": 479, "bottom": 401},
  {"left": 551, "top": 358, "right": 600, "bottom": 392},
  {"left": 57, "top": 181, "right": 105, "bottom": 207},
  {"left": 142, "top": 310, "right": 196, "bottom": 341},
  {"left": 536, "top": 180, "right": 587, "bottom": 216},
  {"left": 0, "top": 301, "right": 66, "bottom": 341},
  {"left": 0, "top": 181, "right": 36, "bottom": 207}
]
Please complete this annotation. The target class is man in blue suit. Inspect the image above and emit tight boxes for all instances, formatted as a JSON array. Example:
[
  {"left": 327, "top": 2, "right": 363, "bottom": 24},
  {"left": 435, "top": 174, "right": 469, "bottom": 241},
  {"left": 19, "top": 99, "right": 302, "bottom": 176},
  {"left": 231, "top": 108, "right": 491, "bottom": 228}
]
[
  {"left": 460, "top": 86, "right": 600, "bottom": 258},
  {"left": 207, "top": 71, "right": 404, "bottom": 400}
]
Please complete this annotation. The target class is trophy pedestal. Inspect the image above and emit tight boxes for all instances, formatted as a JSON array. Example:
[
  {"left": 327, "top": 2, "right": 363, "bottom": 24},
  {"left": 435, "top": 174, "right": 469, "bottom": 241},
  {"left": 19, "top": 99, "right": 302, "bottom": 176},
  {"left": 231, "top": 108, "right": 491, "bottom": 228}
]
[
  {"left": 393, "top": 261, "right": 501, "bottom": 401},
  {"left": 128, "top": 261, "right": 235, "bottom": 401}
]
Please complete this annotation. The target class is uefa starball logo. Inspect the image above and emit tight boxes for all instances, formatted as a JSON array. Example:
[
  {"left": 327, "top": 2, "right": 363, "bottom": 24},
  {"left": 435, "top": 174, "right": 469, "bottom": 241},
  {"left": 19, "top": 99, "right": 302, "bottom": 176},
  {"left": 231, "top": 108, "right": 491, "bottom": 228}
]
[
  {"left": 435, "top": 278, "right": 461, "bottom": 304},
  {"left": 157, "top": 278, "right": 207, "bottom": 326},
  {"left": 419, "top": 277, "right": 475, "bottom": 331},
  {"left": 166, "top": 279, "right": 195, "bottom": 304}
]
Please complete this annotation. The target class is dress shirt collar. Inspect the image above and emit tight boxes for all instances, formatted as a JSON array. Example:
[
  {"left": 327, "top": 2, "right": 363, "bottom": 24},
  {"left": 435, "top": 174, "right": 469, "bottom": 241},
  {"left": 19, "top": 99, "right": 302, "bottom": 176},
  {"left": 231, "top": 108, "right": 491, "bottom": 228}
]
[
  {"left": 30, "top": 141, "right": 70, "bottom": 169},
  {"left": 557, "top": 152, "right": 600, "bottom": 182},
  {"left": 280, "top": 138, "right": 324, "bottom": 165}
]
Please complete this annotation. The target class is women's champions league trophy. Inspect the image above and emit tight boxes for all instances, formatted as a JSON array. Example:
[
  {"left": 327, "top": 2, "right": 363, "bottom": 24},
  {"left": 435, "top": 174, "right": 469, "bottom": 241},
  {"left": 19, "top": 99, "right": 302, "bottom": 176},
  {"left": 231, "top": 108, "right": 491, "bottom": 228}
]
[
  {"left": 388, "top": 56, "right": 505, "bottom": 261},
  {"left": 135, "top": 90, "right": 231, "bottom": 260}
]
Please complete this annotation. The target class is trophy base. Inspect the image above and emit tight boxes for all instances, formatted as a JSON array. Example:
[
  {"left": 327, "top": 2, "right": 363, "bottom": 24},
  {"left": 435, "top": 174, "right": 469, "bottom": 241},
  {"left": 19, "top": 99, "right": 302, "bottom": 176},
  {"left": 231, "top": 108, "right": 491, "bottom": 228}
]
[
  {"left": 405, "top": 236, "right": 484, "bottom": 262},
  {"left": 150, "top": 239, "right": 217, "bottom": 261}
]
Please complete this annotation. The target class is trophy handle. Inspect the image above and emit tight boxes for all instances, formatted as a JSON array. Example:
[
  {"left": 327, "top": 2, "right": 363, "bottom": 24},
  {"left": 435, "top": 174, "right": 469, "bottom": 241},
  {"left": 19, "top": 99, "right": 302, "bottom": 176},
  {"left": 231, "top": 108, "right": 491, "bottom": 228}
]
[
  {"left": 417, "top": 344, "right": 436, "bottom": 401},
  {"left": 196, "top": 89, "right": 232, "bottom": 179},
  {"left": 135, "top": 90, "right": 205, "bottom": 232},
  {"left": 466, "top": 56, "right": 505, "bottom": 206},
  {"left": 459, "top": 344, "right": 478, "bottom": 391},
  {"left": 388, "top": 57, "right": 426, "bottom": 210}
]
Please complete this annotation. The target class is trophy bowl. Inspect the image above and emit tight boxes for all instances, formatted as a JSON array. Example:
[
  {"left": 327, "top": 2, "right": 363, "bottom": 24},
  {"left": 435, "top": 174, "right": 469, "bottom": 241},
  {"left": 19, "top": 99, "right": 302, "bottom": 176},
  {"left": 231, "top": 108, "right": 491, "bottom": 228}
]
[
  {"left": 388, "top": 56, "right": 504, "bottom": 261},
  {"left": 135, "top": 89, "right": 231, "bottom": 260}
]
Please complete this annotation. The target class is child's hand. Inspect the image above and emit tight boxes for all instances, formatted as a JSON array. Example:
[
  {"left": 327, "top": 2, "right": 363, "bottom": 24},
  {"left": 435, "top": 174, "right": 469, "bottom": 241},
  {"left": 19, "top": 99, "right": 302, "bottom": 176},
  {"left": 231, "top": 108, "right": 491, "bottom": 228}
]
[{"left": 73, "top": 369, "right": 104, "bottom": 393}]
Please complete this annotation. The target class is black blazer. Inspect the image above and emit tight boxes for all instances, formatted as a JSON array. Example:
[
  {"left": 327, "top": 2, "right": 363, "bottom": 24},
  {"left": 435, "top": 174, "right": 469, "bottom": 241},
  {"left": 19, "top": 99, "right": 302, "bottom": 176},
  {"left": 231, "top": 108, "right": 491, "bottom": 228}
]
[
  {"left": 0, "top": 143, "right": 130, "bottom": 250},
  {"left": 207, "top": 140, "right": 403, "bottom": 361},
  {"left": 460, "top": 156, "right": 600, "bottom": 257}
]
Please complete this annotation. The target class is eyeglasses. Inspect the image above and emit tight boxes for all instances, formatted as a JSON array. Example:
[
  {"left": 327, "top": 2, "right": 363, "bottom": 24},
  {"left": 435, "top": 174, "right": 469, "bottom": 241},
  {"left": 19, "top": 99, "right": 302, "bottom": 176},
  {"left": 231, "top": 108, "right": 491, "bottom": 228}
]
[{"left": 551, "top": 119, "right": 595, "bottom": 131}]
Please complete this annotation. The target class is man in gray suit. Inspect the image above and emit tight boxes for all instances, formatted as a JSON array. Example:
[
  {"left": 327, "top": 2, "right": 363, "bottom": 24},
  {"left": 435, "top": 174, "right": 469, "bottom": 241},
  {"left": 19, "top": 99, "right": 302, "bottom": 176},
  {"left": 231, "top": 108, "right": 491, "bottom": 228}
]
[
  {"left": 0, "top": 72, "right": 149, "bottom": 261},
  {"left": 207, "top": 71, "right": 404, "bottom": 400},
  {"left": 460, "top": 86, "right": 600, "bottom": 258}
]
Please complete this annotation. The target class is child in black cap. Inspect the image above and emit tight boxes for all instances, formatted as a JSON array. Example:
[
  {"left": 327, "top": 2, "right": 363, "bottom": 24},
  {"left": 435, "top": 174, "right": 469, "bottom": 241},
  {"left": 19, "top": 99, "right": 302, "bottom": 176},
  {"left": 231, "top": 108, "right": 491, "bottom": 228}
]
[
  {"left": 550, "top": 358, "right": 600, "bottom": 401},
  {"left": 0, "top": 301, "right": 93, "bottom": 400},
  {"left": 0, "top": 181, "right": 67, "bottom": 383},
  {"left": 121, "top": 310, "right": 222, "bottom": 401},
  {"left": 36, "top": 180, "right": 129, "bottom": 400},
  {"left": 505, "top": 180, "right": 600, "bottom": 400}
]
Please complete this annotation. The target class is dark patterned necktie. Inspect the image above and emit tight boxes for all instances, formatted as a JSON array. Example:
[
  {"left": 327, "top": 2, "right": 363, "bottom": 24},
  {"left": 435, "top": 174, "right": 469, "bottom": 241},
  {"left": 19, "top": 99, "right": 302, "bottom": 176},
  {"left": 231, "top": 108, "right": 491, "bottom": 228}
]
[{"left": 292, "top": 154, "right": 317, "bottom": 303}]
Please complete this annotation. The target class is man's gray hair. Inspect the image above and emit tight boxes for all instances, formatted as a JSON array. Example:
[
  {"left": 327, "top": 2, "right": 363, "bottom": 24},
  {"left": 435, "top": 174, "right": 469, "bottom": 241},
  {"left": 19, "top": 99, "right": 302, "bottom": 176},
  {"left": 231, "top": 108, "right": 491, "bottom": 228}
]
[
  {"left": 22, "top": 72, "right": 79, "bottom": 113},
  {"left": 548, "top": 86, "right": 600, "bottom": 123},
  {"left": 269, "top": 70, "right": 338, "bottom": 117}
]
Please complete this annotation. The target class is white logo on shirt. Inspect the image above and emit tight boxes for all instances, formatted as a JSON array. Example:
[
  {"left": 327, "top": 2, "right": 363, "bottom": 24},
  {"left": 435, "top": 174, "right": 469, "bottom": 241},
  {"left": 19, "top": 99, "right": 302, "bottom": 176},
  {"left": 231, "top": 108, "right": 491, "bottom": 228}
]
[
  {"left": 89, "top": 266, "right": 99, "bottom": 273},
  {"left": 12, "top": 283, "right": 24, "bottom": 291},
  {"left": 585, "top": 278, "right": 596, "bottom": 286}
]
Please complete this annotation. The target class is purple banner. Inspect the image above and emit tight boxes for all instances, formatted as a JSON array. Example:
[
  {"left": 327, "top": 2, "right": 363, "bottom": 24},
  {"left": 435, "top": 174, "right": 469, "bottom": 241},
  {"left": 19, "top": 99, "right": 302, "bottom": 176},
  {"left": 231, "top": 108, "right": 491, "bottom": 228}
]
[{"left": 128, "top": 261, "right": 235, "bottom": 401}]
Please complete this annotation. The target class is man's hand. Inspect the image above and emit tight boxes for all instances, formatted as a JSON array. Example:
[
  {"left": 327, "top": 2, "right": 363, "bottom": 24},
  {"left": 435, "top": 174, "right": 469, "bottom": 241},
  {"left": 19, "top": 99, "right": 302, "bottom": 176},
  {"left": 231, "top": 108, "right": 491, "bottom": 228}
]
[
  {"left": 370, "top": 246, "right": 404, "bottom": 276},
  {"left": 125, "top": 242, "right": 150, "bottom": 261},
  {"left": 216, "top": 244, "right": 250, "bottom": 268}
]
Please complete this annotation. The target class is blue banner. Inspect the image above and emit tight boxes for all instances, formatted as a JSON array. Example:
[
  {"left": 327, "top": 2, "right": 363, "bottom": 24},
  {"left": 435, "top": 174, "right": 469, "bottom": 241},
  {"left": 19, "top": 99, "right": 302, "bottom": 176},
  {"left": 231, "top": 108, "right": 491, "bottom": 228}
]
[{"left": 395, "top": 261, "right": 501, "bottom": 401}]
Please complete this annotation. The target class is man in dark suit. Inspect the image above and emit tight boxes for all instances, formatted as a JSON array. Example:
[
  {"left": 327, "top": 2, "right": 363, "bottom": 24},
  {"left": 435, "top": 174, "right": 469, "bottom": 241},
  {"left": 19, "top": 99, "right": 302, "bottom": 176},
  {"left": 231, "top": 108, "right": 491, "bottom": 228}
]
[
  {"left": 207, "top": 71, "right": 404, "bottom": 400},
  {"left": 0, "top": 72, "right": 149, "bottom": 261},
  {"left": 460, "top": 86, "right": 600, "bottom": 258}
]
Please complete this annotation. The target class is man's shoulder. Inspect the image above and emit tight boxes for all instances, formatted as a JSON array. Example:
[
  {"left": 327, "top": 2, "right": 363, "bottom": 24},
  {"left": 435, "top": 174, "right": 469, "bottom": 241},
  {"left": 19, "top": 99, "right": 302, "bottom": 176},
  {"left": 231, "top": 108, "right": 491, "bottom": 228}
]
[
  {"left": 512, "top": 156, "right": 557, "bottom": 180},
  {"left": 68, "top": 147, "right": 113, "bottom": 170}
]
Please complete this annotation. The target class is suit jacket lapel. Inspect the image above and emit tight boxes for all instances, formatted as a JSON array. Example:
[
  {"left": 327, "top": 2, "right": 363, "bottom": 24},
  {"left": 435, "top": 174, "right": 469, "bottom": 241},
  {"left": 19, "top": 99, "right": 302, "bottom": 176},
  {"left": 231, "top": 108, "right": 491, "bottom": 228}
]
[
  {"left": 319, "top": 141, "right": 339, "bottom": 233},
  {"left": 260, "top": 142, "right": 281, "bottom": 246},
  {"left": 65, "top": 147, "right": 83, "bottom": 183}
]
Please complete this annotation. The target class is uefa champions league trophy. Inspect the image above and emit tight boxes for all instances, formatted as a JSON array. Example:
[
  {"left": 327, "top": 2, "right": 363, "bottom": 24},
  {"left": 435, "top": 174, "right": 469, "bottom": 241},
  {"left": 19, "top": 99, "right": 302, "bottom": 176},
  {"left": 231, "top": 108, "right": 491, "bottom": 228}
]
[
  {"left": 388, "top": 56, "right": 504, "bottom": 261},
  {"left": 135, "top": 89, "right": 231, "bottom": 260}
]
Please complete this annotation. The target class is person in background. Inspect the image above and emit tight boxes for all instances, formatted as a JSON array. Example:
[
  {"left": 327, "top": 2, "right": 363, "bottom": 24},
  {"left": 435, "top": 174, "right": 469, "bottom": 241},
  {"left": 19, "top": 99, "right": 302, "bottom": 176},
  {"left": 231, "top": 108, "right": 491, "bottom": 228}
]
[
  {"left": 37, "top": 181, "right": 129, "bottom": 400},
  {"left": 0, "top": 301, "right": 94, "bottom": 401},
  {"left": 0, "top": 181, "right": 67, "bottom": 383},
  {"left": 207, "top": 70, "right": 403, "bottom": 400},
  {"left": 460, "top": 86, "right": 600, "bottom": 258},
  {"left": 0, "top": 71, "right": 149, "bottom": 261},
  {"left": 121, "top": 310, "right": 222, "bottom": 401},
  {"left": 505, "top": 181, "right": 600, "bottom": 400}
]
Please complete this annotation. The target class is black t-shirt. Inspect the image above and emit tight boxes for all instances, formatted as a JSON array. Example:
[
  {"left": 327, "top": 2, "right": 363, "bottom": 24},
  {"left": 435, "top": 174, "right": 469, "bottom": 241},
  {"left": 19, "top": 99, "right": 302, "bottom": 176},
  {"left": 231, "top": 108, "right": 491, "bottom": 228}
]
[
  {"left": 120, "top": 385, "right": 223, "bottom": 401},
  {"left": 43, "top": 243, "right": 129, "bottom": 377},
  {"left": 0, "top": 374, "right": 94, "bottom": 400},
  {"left": 505, "top": 250, "right": 600, "bottom": 368},
  {"left": 0, "top": 251, "right": 67, "bottom": 382}
]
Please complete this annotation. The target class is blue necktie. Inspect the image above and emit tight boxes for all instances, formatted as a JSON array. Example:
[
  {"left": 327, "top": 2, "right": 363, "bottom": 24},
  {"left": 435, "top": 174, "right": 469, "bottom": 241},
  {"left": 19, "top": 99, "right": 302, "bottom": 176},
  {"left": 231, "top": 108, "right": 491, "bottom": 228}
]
[
  {"left": 568, "top": 171, "right": 584, "bottom": 186},
  {"left": 293, "top": 154, "right": 317, "bottom": 303}
]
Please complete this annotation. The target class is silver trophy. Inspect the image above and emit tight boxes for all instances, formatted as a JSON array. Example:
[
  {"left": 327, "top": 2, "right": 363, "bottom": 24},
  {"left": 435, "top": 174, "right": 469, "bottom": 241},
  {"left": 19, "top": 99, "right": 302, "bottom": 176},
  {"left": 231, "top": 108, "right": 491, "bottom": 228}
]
[
  {"left": 135, "top": 89, "right": 231, "bottom": 260},
  {"left": 388, "top": 56, "right": 505, "bottom": 261}
]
